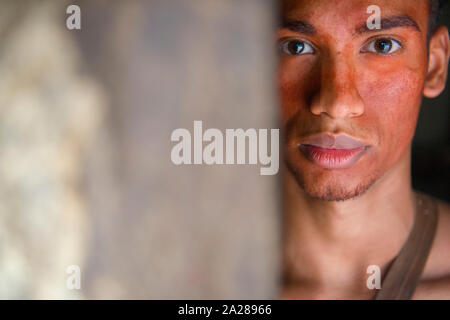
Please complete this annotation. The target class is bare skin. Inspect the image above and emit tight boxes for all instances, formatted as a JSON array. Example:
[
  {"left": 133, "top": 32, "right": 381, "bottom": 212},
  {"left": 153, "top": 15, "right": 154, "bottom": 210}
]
[{"left": 278, "top": 0, "right": 450, "bottom": 299}]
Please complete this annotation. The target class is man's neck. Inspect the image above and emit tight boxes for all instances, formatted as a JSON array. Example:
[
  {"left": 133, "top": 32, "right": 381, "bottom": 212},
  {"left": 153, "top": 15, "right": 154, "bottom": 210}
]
[{"left": 282, "top": 147, "right": 416, "bottom": 298}]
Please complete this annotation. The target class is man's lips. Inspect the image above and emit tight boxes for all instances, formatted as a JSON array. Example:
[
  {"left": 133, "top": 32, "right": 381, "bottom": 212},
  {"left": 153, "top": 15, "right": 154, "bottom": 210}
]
[
  {"left": 298, "top": 132, "right": 368, "bottom": 149},
  {"left": 297, "top": 133, "right": 370, "bottom": 169}
]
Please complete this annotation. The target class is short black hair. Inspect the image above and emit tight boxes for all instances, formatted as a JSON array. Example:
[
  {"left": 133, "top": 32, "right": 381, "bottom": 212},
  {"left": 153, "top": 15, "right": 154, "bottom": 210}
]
[{"left": 429, "top": 0, "right": 446, "bottom": 38}]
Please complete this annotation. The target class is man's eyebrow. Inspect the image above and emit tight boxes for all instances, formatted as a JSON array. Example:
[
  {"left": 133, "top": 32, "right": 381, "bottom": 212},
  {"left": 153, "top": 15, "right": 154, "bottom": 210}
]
[
  {"left": 281, "top": 15, "right": 420, "bottom": 35},
  {"left": 354, "top": 15, "right": 421, "bottom": 35},
  {"left": 280, "top": 19, "right": 316, "bottom": 34}
]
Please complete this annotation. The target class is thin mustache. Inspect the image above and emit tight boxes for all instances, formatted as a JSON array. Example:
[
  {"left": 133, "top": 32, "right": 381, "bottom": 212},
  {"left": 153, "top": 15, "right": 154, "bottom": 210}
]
[{"left": 296, "top": 132, "right": 371, "bottom": 149}]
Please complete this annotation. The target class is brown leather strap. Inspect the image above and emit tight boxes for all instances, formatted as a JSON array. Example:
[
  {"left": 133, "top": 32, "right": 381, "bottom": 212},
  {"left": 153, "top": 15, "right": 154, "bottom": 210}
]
[{"left": 374, "top": 192, "right": 439, "bottom": 300}]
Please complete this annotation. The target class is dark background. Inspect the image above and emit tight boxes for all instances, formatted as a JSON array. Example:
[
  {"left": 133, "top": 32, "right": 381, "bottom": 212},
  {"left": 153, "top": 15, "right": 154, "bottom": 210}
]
[{"left": 412, "top": 4, "right": 450, "bottom": 202}]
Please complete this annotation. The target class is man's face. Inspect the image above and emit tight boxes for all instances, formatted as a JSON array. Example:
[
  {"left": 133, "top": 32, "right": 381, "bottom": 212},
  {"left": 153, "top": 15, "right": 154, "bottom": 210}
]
[{"left": 279, "top": 0, "right": 432, "bottom": 201}]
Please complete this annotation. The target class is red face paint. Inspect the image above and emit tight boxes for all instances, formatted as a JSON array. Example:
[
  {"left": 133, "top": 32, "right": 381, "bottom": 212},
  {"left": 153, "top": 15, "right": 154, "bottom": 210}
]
[{"left": 279, "top": 0, "right": 430, "bottom": 200}]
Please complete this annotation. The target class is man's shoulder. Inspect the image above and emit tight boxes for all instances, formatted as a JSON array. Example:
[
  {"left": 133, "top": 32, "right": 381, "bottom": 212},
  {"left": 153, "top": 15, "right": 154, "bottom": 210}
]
[
  {"left": 418, "top": 196, "right": 450, "bottom": 285},
  {"left": 433, "top": 196, "right": 450, "bottom": 260},
  {"left": 426, "top": 195, "right": 450, "bottom": 272},
  {"left": 416, "top": 195, "right": 450, "bottom": 298}
]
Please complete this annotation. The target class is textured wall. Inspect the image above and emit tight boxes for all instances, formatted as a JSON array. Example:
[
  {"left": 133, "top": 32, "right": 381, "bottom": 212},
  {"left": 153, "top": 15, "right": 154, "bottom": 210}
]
[
  {"left": 0, "top": 0, "right": 281, "bottom": 299},
  {"left": 0, "top": 0, "right": 105, "bottom": 298},
  {"left": 77, "top": 0, "right": 281, "bottom": 299}
]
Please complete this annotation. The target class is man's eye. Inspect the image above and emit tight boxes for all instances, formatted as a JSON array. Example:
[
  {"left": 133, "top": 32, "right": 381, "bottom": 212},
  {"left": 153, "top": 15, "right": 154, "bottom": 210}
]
[
  {"left": 363, "top": 38, "right": 402, "bottom": 54},
  {"left": 279, "top": 40, "right": 314, "bottom": 55}
]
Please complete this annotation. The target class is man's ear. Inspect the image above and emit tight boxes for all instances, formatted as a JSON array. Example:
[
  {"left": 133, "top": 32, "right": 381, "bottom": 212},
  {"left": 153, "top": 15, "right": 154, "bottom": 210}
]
[{"left": 424, "top": 26, "right": 450, "bottom": 98}]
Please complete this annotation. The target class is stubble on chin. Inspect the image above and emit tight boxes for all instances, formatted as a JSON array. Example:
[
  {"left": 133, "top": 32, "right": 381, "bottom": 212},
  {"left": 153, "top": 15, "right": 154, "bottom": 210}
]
[{"left": 286, "top": 161, "right": 382, "bottom": 202}]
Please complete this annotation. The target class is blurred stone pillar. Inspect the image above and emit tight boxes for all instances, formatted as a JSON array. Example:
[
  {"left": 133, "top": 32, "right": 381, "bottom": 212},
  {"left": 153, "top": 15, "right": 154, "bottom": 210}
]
[
  {"left": 78, "top": 0, "right": 281, "bottom": 299},
  {"left": 0, "top": 0, "right": 281, "bottom": 299},
  {"left": 0, "top": 0, "right": 105, "bottom": 299}
]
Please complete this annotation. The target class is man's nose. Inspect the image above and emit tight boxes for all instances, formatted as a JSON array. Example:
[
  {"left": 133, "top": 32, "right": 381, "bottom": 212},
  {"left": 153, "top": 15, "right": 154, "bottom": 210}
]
[{"left": 309, "top": 54, "right": 364, "bottom": 119}]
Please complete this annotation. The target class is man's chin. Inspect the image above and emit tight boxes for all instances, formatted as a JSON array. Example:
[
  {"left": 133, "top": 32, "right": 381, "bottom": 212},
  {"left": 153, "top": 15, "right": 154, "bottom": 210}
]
[
  {"left": 299, "top": 181, "right": 374, "bottom": 202},
  {"left": 286, "top": 163, "right": 379, "bottom": 202}
]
